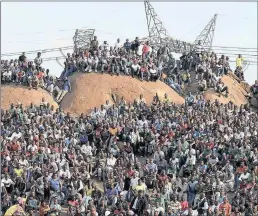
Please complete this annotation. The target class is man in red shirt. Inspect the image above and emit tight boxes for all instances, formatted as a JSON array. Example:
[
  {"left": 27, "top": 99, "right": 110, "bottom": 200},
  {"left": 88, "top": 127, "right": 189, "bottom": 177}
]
[
  {"left": 219, "top": 197, "right": 231, "bottom": 216},
  {"left": 142, "top": 41, "right": 150, "bottom": 60}
]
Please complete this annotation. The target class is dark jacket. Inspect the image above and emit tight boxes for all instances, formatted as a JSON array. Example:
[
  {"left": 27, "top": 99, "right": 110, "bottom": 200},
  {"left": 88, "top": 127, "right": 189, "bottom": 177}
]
[{"left": 130, "top": 195, "right": 148, "bottom": 215}]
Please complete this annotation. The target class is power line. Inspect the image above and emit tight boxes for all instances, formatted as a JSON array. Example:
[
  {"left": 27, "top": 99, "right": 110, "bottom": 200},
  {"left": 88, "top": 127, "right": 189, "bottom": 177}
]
[
  {"left": 202, "top": 45, "right": 257, "bottom": 50},
  {"left": 1, "top": 46, "right": 74, "bottom": 57},
  {"left": 2, "top": 44, "right": 257, "bottom": 57}
]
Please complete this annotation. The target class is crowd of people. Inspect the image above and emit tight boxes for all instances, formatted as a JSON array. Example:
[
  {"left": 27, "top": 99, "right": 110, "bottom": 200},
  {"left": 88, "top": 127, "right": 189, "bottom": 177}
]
[
  {"left": 1, "top": 90, "right": 258, "bottom": 216},
  {"left": 1, "top": 35, "right": 258, "bottom": 216},
  {"left": 1, "top": 52, "right": 72, "bottom": 104}
]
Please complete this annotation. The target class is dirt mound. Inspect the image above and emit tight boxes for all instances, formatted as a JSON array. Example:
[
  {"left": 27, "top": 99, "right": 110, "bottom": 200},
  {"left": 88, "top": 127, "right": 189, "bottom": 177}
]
[
  {"left": 1, "top": 85, "right": 59, "bottom": 110},
  {"left": 204, "top": 75, "right": 248, "bottom": 106},
  {"left": 60, "top": 73, "right": 184, "bottom": 115},
  {"left": 227, "top": 71, "right": 251, "bottom": 93}
]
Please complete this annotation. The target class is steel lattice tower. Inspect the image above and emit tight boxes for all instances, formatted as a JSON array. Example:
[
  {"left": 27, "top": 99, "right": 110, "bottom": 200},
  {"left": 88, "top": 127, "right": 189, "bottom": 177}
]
[
  {"left": 144, "top": 0, "right": 217, "bottom": 54},
  {"left": 73, "top": 29, "right": 95, "bottom": 53},
  {"left": 144, "top": 0, "right": 169, "bottom": 44},
  {"left": 193, "top": 14, "right": 218, "bottom": 53}
]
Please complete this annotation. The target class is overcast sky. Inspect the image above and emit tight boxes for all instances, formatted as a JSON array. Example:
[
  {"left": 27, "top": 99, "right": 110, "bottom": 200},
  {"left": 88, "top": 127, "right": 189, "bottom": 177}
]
[{"left": 2, "top": 2, "right": 257, "bottom": 84}]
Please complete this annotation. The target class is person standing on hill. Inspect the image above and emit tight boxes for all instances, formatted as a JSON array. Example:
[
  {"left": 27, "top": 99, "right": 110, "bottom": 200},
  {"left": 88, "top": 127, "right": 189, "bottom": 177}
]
[
  {"left": 18, "top": 52, "right": 26, "bottom": 63},
  {"left": 90, "top": 36, "right": 99, "bottom": 54},
  {"left": 34, "top": 52, "right": 43, "bottom": 71},
  {"left": 236, "top": 54, "right": 244, "bottom": 68}
]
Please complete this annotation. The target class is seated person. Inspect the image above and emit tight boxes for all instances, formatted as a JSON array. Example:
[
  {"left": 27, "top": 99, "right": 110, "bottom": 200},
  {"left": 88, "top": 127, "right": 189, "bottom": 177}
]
[
  {"left": 185, "top": 92, "right": 195, "bottom": 106},
  {"left": 198, "top": 78, "right": 207, "bottom": 91},
  {"left": 131, "top": 61, "right": 140, "bottom": 78},
  {"left": 234, "top": 66, "right": 244, "bottom": 81},
  {"left": 216, "top": 79, "right": 229, "bottom": 98},
  {"left": 181, "top": 70, "right": 191, "bottom": 86},
  {"left": 2, "top": 70, "right": 12, "bottom": 83},
  {"left": 28, "top": 73, "right": 39, "bottom": 90},
  {"left": 140, "top": 63, "right": 149, "bottom": 81},
  {"left": 166, "top": 78, "right": 182, "bottom": 94},
  {"left": 149, "top": 65, "right": 158, "bottom": 82}
]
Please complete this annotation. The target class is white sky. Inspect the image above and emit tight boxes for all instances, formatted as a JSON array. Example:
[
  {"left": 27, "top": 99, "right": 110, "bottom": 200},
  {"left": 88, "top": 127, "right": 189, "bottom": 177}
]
[{"left": 2, "top": 2, "right": 257, "bottom": 84}]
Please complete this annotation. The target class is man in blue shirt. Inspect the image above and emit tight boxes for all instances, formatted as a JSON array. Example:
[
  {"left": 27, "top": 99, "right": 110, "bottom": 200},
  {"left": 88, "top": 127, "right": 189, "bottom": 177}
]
[
  {"left": 56, "top": 77, "right": 71, "bottom": 103},
  {"left": 185, "top": 92, "right": 195, "bottom": 106}
]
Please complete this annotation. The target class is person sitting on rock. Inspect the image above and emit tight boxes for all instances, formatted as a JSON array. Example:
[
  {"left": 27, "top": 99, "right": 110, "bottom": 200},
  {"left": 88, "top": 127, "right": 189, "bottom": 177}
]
[
  {"left": 216, "top": 79, "right": 229, "bottom": 98},
  {"left": 149, "top": 65, "right": 158, "bottom": 82},
  {"left": 198, "top": 78, "right": 207, "bottom": 92},
  {"left": 181, "top": 70, "right": 191, "bottom": 87},
  {"left": 234, "top": 66, "right": 244, "bottom": 81},
  {"left": 111, "top": 56, "right": 120, "bottom": 76},
  {"left": 131, "top": 60, "right": 140, "bottom": 78},
  {"left": 185, "top": 92, "right": 195, "bottom": 106},
  {"left": 90, "top": 36, "right": 99, "bottom": 54},
  {"left": 28, "top": 72, "right": 39, "bottom": 90},
  {"left": 16, "top": 70, "right": 26, "bottom": 85},
  {"left": 2, "top": 69, "right": 12, "bottom": 84},
  {"left": 166, "top": 77, "right": 182, "bottom": 95},
  {"left": 140, "top": 63, "right": 149, "bottom": 81}
]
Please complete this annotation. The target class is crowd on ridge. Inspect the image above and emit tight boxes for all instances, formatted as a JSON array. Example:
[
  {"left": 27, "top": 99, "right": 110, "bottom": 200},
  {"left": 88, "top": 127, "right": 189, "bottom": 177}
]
[
  {"left": 1, "top": 36, "right": 258, "bottom": 105},
  {"left": 1, "top": 89, "right": 258, "bottom": 216}
]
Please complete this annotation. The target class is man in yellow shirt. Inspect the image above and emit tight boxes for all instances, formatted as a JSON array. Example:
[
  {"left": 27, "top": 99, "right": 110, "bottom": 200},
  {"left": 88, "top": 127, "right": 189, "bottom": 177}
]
[
  {"left": 163, "top": 93, "right": 170, "bottom": 103},
  {"left": 132, "top": 179, "right": 146, "bottom": 192},
  {"left": 14, "top": 164, "right": 24, "bottom": 177},
  {"left": 236, "top": 54, "right": 244, "bottom": 68}
]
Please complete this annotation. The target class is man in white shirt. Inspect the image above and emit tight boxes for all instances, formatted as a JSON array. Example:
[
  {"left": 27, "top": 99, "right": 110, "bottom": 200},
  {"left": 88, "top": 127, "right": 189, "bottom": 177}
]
[
  {"left": 59, "top": 166, "right": 71, "bottom": 179},
  {"left": 90, "top": 108, "right": 100, "bottom": 119},
  {"left": 239, "top": 170, "right": 250, "bottom": 181},
  {"left": 114, "top": 38, "right": 122, "bottom": 50},
  {"left": 7, "top": 128, "right": 22, "bottom": 141},
  {"left": 102, "top": 41, "right": 110, "bottom": 51},
  {"left": 1, "top": 174, "right": 15, "bottom": 193},
  {"left": 92, "top": 55, "right": 99, "bottom": 72},
  {"left": 81, "top": 142, "right": 93, "bottom": 156},
  {"left": 99, "top": 106, "right": 107, "bottom": 118},
  {"left": 34, "top": 52, "right": 43, "bottom": 70},
  {"left": 105, "top": 155, "right": 117, "bottom": 175},
  {"left": 130, "top": 173, "right": 140, "bottom": 188},
  {"left": 137, "top": 116, "right": 149, "bottom": 128},
  {"left": 131, "top": 62, "right": 140, "bottom": 78},
  {"left": 2, "top": 70, "right": 12, "bottom": 82}
]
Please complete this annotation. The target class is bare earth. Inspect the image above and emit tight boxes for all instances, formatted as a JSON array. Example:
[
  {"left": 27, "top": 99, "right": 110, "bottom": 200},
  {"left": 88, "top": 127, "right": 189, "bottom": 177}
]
[
  {"left": 60, "top": 72, "right": 185, "bottom": 115},
  {"left": 203, "top": 75, "right": 249, "bottom": 106},
  {"left": 1, "top": 73, "right": 253, "bottom": 115},
  {"left": 1, "top": 84, "right": 59, "bottom": 110}
]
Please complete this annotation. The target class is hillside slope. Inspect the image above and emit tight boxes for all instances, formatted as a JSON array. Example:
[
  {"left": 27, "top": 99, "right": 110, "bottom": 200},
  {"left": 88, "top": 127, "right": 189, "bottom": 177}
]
[
  {"left": 1, "top": 85, "right": 59, "bottom": 110},
  {"left": 203, "top": 75, "right": 249, "bottom": 106},
  {"left": 60, "top": 73, "right": 185, "bottom": 115}
]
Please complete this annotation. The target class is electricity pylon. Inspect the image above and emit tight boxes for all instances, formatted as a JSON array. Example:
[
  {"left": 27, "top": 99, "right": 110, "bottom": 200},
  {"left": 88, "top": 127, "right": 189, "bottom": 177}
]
[
  {"left": 193, "top": 14, "right": 218, "bottom": 53},
  {"left": 144, "top": 0, "right": 217, "bottom": 54}
]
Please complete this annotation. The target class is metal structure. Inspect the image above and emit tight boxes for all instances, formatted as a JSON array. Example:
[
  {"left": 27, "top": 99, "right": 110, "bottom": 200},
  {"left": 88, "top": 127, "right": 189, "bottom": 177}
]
[
  {"left": 193, "top": 14, "right": 218, "bottom": 53},
  {"left": 144, "top": 0, "right": 169, "bottom": 45},
  {"left": 143, "top": 0, "right": 217, "bottom": 54},
  {"left": 73, "top": 29, "right": 95, "bottom": 53},
  {"left": 147, "top": 36, "right": 194, "bottom": 54}
]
